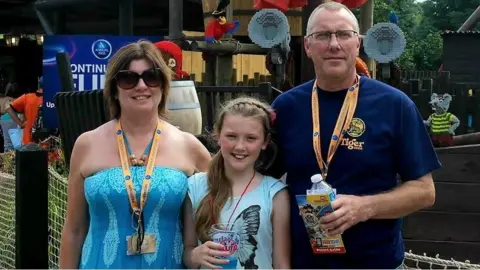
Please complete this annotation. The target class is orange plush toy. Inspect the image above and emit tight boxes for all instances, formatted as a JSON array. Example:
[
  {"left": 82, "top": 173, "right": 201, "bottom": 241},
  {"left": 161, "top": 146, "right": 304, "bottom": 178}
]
[
  {"left": 154, "top": 41, "right": 190, "bottom": 80},
  {"left": 355, "top": 57, "right": 371, "bottom": 78}
]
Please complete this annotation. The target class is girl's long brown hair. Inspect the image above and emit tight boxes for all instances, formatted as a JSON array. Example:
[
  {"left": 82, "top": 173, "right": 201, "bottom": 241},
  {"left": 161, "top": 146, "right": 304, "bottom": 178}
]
[{"left": 194, "top": 97, "right": 276, "bottom": 242}]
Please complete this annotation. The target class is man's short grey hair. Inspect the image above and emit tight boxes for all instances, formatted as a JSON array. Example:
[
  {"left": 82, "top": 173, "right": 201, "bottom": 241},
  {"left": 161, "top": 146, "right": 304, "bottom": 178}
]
[{"left": 306, "top": 2, "right": 360, "bottom": 36}]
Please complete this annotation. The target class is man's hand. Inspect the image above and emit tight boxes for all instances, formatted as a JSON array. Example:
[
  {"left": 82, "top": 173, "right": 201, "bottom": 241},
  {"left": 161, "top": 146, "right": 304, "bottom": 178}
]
[{"left": 319, "top": 195, "right": 372, "bottom": 236}]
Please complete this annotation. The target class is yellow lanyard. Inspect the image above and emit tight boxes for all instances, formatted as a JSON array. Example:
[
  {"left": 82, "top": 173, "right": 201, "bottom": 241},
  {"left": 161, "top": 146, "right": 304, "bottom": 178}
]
[
  {"left": 115, "top": 120, "right": 162, "bottom": 215},
  {"left": 311, "top": 75, "right": 360, "bottom": 180}
]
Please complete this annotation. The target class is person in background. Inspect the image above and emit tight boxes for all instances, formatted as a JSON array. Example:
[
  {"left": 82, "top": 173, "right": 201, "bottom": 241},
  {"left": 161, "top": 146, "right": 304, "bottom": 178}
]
[
  {"left": 269, "top": 2, "right": 440, "bottom": 269},
  {"left": 6, "top": 77, "right": 43, "bottom": 145},
  {"left": 183, "top": 97, "right": 291, "bottom": 269},
  {"left": 0, "top": 92, "right": 15, "bottom": 151}
]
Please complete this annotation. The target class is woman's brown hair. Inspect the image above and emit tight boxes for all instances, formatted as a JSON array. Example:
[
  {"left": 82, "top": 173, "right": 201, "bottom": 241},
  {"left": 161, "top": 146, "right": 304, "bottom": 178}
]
[
  {"left": 103, "top": 40, "right": 172, "bottom": 119},
  {"left": 195, "top": 96, "right": 277, "bottom": 242}
]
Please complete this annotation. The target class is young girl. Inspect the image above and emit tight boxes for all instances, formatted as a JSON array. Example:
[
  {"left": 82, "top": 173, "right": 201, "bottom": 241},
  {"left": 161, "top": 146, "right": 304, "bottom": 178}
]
[{"left": 182, "top": 97, "right": 291, "bottom": 269}]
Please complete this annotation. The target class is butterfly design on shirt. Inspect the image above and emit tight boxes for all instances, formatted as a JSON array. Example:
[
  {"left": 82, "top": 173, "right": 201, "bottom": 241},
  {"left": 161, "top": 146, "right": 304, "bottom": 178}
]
[{"left": 227, "top": 205, "right": 261, "bottom": 269}]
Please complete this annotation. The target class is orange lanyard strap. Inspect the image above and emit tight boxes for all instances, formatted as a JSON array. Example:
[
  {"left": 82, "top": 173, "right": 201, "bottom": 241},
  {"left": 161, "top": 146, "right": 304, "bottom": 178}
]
[
  {"left": 116, "top": 120, "right": 162, "bottom": 214},
  {"left": 311, "top": 75, "right": 360, "bottom": 180}
]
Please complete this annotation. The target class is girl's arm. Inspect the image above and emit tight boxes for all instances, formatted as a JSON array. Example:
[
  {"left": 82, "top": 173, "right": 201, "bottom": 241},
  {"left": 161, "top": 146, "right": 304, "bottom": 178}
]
[
  {"left": 182, "top": 196, "right": 230, "bottom": 269},
  {"left": 271, "top": 189, "right": 291, "bottom": 269}
]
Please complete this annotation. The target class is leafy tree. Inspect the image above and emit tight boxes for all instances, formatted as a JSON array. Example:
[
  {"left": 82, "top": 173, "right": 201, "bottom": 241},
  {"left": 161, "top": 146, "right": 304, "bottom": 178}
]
[{"left": 353, "top": 0, "right": 456, "bottom": 71}]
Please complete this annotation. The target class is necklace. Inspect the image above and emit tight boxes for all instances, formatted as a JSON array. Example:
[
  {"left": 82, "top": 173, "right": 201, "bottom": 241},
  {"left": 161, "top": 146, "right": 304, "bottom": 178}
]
[
  {"left": 122, "top": 132, "right": 154, "bottom": 166},
  {"left": 210, "top": 171, "right": 256, "bottom": 225}
]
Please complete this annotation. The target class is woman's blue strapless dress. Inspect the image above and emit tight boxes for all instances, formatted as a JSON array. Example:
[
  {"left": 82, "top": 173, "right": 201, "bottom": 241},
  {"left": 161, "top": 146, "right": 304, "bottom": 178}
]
[{"left": 80, "top": 166, "right": 188, "bottom": 269}]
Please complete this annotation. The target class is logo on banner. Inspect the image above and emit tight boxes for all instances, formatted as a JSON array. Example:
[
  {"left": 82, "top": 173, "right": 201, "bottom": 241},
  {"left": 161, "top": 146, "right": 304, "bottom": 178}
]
[{"left": 91, "top": 39, "right": 112, "bottom": 60}]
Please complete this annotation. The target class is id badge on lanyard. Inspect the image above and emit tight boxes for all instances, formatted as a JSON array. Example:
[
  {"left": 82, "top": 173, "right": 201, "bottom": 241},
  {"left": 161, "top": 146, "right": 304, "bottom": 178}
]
[{"left": 116, "top": 120, "right": 162, "bottom": 255}]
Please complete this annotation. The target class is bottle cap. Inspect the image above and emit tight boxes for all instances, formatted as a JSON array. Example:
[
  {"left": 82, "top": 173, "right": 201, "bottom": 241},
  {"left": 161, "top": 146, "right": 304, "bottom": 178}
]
[{"left": 311, "top": 174, "right": 323, "bottom": 183}]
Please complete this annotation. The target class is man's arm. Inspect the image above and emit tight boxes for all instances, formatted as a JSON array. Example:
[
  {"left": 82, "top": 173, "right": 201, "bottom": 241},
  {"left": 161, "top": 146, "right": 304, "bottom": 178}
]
[
  {"left": 364, "top": 173, "right": 435, "bottom": 219},
  {"left": 8, "top": 94, "right": 26, "bottom": 127},
  {"left": 320, "top": 100, "right": 441, "bottom": 235}
]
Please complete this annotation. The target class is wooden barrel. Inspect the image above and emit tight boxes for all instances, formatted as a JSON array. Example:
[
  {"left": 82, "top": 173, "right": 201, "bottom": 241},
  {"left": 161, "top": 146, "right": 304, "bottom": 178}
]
[
  {"left": 202, "top": 0, "right": 303, "bottom": 36},
  {"left": 166, "top": 80, "right": 203, "bottom": 135}
]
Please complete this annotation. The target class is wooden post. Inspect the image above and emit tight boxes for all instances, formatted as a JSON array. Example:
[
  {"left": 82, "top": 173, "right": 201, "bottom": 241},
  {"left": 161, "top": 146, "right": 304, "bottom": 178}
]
[
  {"left": 118, "top": 0, "right": 133, "bottom": 35},
  {"left": 190, "top": 41, "right": 267, "bottom": 55},
  {"left": 15, "top": 145, "right": 49, "bottom": 269},
  {"left": 215, "top": 0, "right": 233, "bottom": 86},
  {"left": 360, "top": 0, "right": 375, "bottom": 78},
  {"left": 301, "top": 0, "right": 325, "bottom": 83}
]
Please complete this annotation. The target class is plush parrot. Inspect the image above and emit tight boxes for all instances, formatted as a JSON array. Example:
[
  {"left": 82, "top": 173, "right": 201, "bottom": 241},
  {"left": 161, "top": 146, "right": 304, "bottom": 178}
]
[
  {"left": 154, "top": 41, "right": 190, "bottom": 80},
  {"left": 204, "top": 0, "right": 240, "bottom": 43}
]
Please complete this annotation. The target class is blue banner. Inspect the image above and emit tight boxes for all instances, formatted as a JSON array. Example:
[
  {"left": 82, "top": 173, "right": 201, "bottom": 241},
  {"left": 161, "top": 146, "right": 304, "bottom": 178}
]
[{"left": 42, "top": 35, "right": 163, "bottom": 128}]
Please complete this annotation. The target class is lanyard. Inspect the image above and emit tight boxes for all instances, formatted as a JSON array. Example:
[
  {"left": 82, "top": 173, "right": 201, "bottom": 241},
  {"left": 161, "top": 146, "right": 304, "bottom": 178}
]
[
  {"left": 311, "top": 75, "right": 360, "bottom": 180},
  {"left": 116, "top": 120, "right": 162, "bottom": 215},
  {"left": 210, "top": 171, "right": 256, "bottom": 225}
]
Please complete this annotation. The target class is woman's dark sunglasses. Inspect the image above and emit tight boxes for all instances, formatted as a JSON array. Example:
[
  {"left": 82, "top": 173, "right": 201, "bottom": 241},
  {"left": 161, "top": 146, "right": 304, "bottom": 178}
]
[{"left": 115, "top": 68, "right": 162, "bottom": 90}]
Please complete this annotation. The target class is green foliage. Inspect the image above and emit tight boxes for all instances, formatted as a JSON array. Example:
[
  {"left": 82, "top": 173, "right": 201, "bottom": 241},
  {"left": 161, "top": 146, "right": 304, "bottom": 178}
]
[{"left": 355, "top": 0, "right": 479, "bottom": 71}]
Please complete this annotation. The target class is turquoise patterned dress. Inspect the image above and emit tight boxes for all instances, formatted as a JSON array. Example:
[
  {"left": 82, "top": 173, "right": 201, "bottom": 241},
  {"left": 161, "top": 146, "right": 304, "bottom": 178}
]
[{"left": 80, "top": 166, "right": 188, "bottom": 269}]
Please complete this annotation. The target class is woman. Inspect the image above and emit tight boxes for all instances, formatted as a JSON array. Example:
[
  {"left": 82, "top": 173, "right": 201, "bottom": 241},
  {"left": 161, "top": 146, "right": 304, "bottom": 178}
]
[{"left": 59, "top": 40, "right": 211, "bottom": 269}]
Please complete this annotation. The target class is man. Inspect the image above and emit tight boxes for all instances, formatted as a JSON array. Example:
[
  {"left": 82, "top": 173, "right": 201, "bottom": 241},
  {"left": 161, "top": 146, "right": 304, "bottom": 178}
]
[
  {"left": 6, "top": 77, "right": 43, "bottom": 145},
  {"left": 269, "top": 2, "right": 440, "bottom": 269}
]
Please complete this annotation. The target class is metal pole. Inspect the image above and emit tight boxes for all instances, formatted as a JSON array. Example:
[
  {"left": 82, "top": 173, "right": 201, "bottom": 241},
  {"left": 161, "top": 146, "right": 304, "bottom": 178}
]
[
  {"left": 458, "top": 5, "right": 480, "bottom": 31},
  {"left": 34, "top": 8, "right": 54, "bottom": 35}
]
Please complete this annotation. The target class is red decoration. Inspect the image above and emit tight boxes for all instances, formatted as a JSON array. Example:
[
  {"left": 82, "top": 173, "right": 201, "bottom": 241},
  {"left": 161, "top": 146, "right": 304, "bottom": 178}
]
[
  {"left": 204, "top": 19, "right": 240, "bottom": 43},
  {"left": 267, "top": 108, "right": 277, "bottom": 125},
  {"left": 154, "top": 41, "right": 189, "bottom": 80},
  {"left": 333, "top": 0, "right": 369, "bottom": 9},
  {"left": 204, "top": 0, "right": 240, "bottom": 43},
  {"left": 253, "top": 0, "right": 307, "bottom": 13}
]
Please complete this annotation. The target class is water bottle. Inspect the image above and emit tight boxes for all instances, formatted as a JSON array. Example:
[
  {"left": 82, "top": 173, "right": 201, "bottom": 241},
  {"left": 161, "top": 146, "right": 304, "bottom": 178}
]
[{"left": 308, "top": 174, "right": 331, "bottom": 195}]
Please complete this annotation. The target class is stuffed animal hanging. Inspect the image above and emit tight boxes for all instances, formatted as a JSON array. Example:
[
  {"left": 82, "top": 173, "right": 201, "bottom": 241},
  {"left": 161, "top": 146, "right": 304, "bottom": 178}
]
[
  {"left": 204, "top": 0, "right": 240, "bottom": 43},
  {"left": 355, "top": 57, "right": 370, "bottom": 78},
  {"left": 154, "top": 41, "right": 190, "bottom": 80},
  {"left": 331, "top": 0, "right": 368, "bottom": 8},
  {"left": 253, "top": 0, "right": 307, "bottom": 13},
  {"left": 424, "top": 93, "right": 460, "bottom": 147}
]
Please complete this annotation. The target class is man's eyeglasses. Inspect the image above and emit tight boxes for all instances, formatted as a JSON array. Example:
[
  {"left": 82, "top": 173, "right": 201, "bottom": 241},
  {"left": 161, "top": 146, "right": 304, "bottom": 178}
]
[
  {"left": 130, "top": 209, "right": 145, "bottom": 254},
  {"left": 115, "top": 68, "right": 163, "bottom": 90},
  {"left": 307, "top": 30, "right": 358, "bottom": 43}
]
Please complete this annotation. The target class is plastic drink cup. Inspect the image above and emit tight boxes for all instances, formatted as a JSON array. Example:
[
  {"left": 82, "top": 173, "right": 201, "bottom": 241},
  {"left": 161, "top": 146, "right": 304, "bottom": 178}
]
[{"left": 210, "top": 223, "right": 240, "bottom": 269}]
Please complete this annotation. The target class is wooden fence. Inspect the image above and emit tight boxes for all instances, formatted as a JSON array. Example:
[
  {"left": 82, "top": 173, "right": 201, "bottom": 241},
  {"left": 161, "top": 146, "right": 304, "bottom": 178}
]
[
  {"left": 394, "top": 71, "right": 480, "bottom": 135},
  {"left": 186, "top": 70, "right": 273, "bottom": 87},
  {"left": 403, "top": 144, "right": 480, "bottom": 266}
]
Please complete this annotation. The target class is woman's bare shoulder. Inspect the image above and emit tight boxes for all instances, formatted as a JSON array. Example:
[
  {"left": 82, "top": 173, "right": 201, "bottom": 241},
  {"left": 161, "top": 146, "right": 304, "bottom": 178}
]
[
  {"left": 74, "top": 121, "right": 115, "bottom": 147},
  {"left": 71, "top": 121, "right": 117, "bottom": 177}
]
